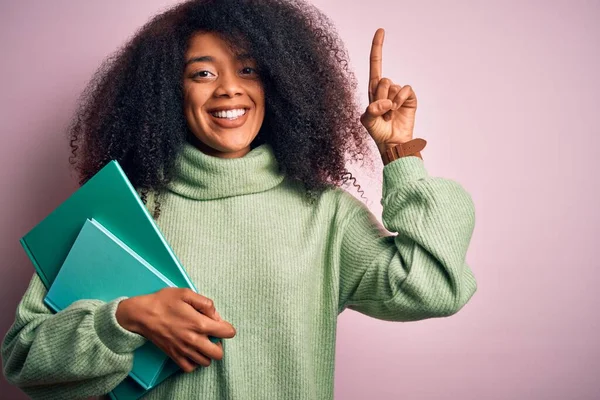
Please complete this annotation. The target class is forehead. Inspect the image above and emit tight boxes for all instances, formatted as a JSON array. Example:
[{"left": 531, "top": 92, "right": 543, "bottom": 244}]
[{"left": 185, "top": 31, "right": 248, "bottom": 59}]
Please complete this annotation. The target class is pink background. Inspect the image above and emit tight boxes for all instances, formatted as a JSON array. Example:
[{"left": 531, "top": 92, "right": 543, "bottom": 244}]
[{"left": 1, "top": 1, "right": 598, "bottom": 399}]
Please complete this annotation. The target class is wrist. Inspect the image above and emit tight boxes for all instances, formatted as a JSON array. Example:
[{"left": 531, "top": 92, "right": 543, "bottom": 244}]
[
  {"left": 376, "top": 139, "right": 409, "bottom": 153},
  {"left": 377, "top": 138, "right": 427, "bottom": 165},
  {"left": 116, "top": 297, "right": 144, "bottom": 335}
]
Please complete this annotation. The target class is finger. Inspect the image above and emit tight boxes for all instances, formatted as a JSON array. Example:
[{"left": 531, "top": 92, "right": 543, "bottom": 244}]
[
  {"left": 374, "top": 78, "right": 393, "bottom": 102},
  {"left": 390, "top": 85, "right": 415, "bottom": 109},
  {"left": 369, "top": 77, "right": 381, "bottom": 104},
  {"left": 388, "top": 84, "right": 402, "bottom": 109},
  {"left": 172, "top": 352, "right": 198, "bottom": 373},
  {"left": 381, "top": 84, "right": 402, "bottom": 121},
  {"left": 182, "top": 290, "right": 218, "bottom": 320},
  {"left": 368, "top": 28, "right": 385, "bottom": 102},
  {"left": 182, "top": 333, "right": 225, "bottom": 361},
  {"left": 190, "top": 313, "right": 237, "bottom": 339},
  {"left": 367, "top": 99, "right": 394, "bottom": 117},
  {"left": 360, "top": 99, "right": 393, "bottom": 129},
  {"left": 180, "top": 345, "right": 213, "bottom": 367}
]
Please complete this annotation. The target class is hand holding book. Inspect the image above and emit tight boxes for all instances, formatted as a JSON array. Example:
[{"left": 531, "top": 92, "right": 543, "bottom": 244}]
[
  {"left": 18, "top": 160, "right": 219, "bottom": 399},
  {"left": 116, "top": 288, "right": 236, "bottom": 372}
]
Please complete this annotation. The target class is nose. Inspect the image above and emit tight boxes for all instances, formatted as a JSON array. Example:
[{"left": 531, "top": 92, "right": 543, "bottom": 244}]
[{"left": 214, "top": 70, "right": 244, "bottom": 98}]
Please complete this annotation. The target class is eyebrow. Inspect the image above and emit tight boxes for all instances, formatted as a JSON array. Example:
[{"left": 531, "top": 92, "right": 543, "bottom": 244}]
[{"left": 185, "top": 53, "right": 254, "bottom": 66}]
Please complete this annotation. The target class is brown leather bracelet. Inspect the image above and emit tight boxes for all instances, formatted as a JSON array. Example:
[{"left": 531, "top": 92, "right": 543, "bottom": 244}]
[{"left": 381, "top": 138, "right": 427, "bottom": 165}]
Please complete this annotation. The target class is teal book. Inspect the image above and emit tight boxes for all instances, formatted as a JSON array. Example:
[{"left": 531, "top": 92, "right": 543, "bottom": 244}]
[
  {"left": 18, "top": 159, "right": 218, "bottom": 398},
  {"left": 108, "top": 360, "right": 181, "bottom": 400},
  {"left": 19, "top": 159, "right": 196, "bottom": 291},
  {"left": 44, "top": 218, "right": 176, "bottom": 389}
]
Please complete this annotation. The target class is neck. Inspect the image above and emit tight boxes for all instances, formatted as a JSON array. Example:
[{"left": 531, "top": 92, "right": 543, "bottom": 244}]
[{"left": 166, "top": 139, "right": 286, "bottom": 200}]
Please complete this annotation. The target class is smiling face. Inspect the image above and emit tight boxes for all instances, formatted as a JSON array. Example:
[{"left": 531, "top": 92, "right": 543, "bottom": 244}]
[{"left": 182, "top": 31, "right": 265, "bottom": 158}]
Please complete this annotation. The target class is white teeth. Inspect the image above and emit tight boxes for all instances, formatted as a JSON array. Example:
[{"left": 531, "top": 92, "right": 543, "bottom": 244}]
[{"left": 210, "top": 108, "right": 247, "bottom": 119}]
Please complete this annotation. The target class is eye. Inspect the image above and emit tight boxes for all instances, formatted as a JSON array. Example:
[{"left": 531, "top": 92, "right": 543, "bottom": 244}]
[
  {"left": 241, "top": 67, "right": 258, "bottom": 75},
  {"left": 191, "top": 70, "right": 215, "bottom": 79}
]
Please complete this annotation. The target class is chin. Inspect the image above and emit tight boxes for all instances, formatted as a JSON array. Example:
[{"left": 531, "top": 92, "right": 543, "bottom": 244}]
[
  {"left": 214, "top": 136, "right": 256, "bottom": 151},
  {"left": 191, "top": 134, "right": 257, "bottom": 156}
]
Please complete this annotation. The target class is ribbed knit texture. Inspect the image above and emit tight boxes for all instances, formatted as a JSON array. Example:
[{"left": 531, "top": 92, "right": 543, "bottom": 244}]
[{"left": 2, "top": 140, "right": 477, "bottom": 399}]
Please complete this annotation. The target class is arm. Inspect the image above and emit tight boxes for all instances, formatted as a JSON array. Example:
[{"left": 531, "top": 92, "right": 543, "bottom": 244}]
[
  {"left": 337, "top": 155, "right": 477, "bottom": 320},
  {"left": 1, "top": 273, "right": 147, "bottom": 400}
]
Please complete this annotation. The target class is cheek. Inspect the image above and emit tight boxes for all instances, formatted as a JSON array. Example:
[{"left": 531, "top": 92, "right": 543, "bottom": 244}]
[
  {"left": 183, "top": 92, "right": 206, "bottom": 129},
  {"left": 184, "top": 86, "right": 209, "bottom": 111},
  {"left": 248, "top": 82, "right": 265, "bottom": 107}
]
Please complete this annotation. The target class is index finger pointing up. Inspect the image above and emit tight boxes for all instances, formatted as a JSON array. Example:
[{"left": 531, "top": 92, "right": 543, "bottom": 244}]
[{"left": 369, "top": 28, "right": 385, "bottom": 102}]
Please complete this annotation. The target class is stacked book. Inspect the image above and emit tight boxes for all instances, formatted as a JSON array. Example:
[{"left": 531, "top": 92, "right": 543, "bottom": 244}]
[{"left": 20, "top": 160, "right": 214, "bottom": 400}]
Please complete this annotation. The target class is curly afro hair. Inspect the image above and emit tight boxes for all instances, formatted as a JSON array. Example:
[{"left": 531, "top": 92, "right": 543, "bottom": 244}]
[{"left": 67, "top": 0, "right": 375, "bottom": 219}]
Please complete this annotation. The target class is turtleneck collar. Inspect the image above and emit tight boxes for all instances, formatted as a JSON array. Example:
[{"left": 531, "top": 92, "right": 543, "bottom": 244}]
[{"left": 166, "top": 141, "right": 286, "bottom": 200}]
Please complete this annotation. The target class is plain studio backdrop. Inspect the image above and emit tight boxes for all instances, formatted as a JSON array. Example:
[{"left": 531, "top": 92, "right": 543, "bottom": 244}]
[{"left": 1, "top": 1, "right": 598, "bottom": 399}]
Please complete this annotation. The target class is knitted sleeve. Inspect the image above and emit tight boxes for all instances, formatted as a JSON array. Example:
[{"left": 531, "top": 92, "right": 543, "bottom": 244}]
[
  {"left": 337, "top": 155, "right": 477, "bottom": 320},
  {"left": 1, "top": 272, "right": 148, "bottom": 399}
]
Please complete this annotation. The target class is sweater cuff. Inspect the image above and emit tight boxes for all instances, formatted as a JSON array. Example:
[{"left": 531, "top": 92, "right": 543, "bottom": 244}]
[
  {"left": 94, "top": 296, "right": 148, "bottom": 354},
  {"left": 382, "top": 155, "right": 429, "bottom": 198}
]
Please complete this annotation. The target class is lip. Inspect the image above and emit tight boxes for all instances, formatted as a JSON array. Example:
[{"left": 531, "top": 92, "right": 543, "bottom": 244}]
[{"left": 207, "top": 108, "right": 250, "bottom": 129}]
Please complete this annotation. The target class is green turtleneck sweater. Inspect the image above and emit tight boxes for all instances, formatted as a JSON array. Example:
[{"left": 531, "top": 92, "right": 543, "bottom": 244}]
[{"left": 2, "top": 141, "right": 477, "bottom": 400}]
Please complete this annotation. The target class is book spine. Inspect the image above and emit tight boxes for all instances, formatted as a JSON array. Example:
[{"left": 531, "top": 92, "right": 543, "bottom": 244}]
[
  {"left": 42, "top": 296, "right": 61, "bottom": 314},
  {"left": 20, "top": 238, "right": 50, "bottom": 289},
  {"left": 114, "top": 162, "right": 198, "bottom": 292},
  {"left": 89, "top": 219, "right": 176, "bottom": 288}
]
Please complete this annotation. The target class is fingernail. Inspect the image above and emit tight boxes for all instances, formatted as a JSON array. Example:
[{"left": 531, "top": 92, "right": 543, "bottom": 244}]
[{"left": 392, "top": 102, "right": 399, "bottom": 109}]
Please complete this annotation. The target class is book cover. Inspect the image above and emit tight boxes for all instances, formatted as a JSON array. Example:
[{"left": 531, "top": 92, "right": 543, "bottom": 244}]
[
  {"left": 19, "top": 159, "right": 218, "bottom": 397},
  {"left": 19, "top": 159, "right": 196, "bottom": 291},
  {"left": 44, "top": 218, "right": 176, "bottom": 389},
  {"left": 108, "top": 360, "right": 181, "bottom": 400}
]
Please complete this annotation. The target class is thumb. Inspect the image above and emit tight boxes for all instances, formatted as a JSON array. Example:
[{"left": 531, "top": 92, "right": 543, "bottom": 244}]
[{"left": 360, "top": 99, "right": 393, "bottom": 129}]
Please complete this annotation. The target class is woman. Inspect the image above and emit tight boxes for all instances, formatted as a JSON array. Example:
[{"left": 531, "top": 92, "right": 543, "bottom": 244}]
[{"left": 1, "top": 0, "right": 478, "bottom": 399}]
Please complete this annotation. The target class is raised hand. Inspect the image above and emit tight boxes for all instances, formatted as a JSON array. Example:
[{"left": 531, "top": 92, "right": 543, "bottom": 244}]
[
  {"left": 360, "top": 28, "right": 417, "bottom": 147},
  {"left": 116, "top": 287, "right": 236, "bottom": 373}
]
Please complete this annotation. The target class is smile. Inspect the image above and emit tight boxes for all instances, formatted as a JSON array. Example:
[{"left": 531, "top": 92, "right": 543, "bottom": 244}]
[
  {"left": 207, "top": 108, "right": 250, "bottom": 129},
  {"left": 209, "top": 108, "right": 247, "bottom": 119}
]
